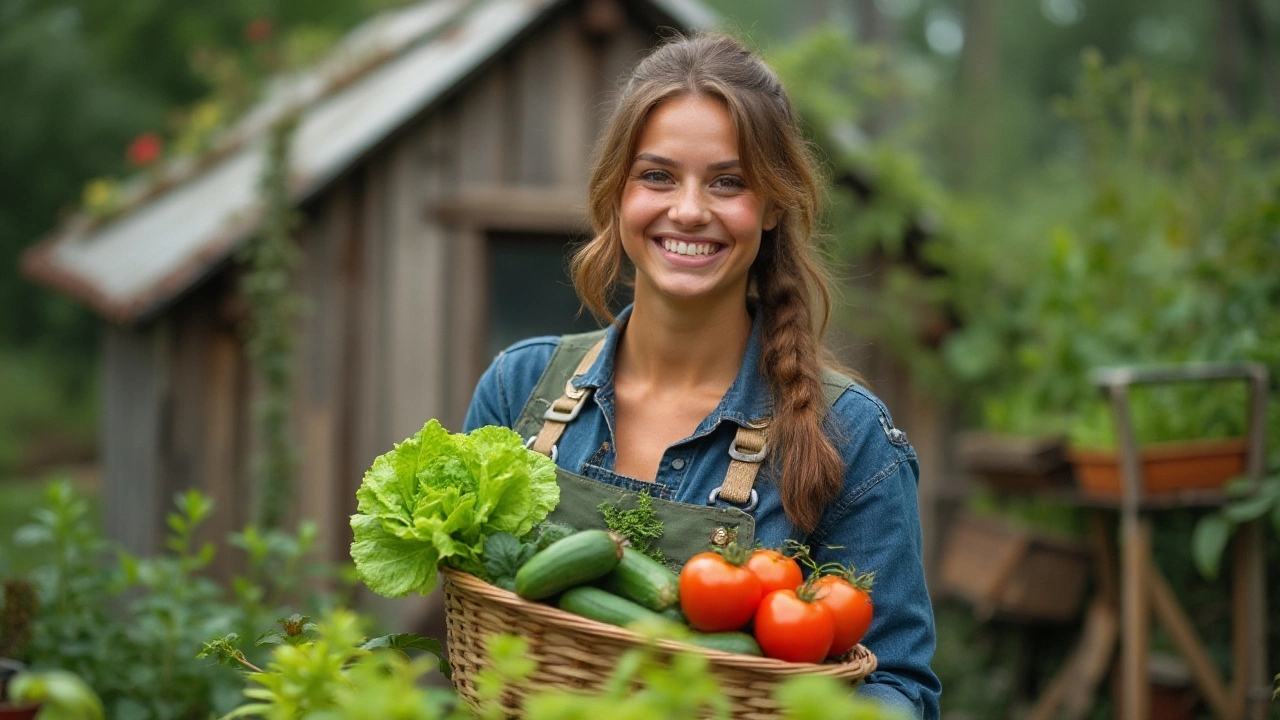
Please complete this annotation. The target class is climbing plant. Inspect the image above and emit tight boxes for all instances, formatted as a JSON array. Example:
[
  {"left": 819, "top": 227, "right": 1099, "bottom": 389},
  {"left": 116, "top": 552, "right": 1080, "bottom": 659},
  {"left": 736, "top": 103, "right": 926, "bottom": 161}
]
[{"left": 239, "top": 114, "right": 302, "bottom": 530}]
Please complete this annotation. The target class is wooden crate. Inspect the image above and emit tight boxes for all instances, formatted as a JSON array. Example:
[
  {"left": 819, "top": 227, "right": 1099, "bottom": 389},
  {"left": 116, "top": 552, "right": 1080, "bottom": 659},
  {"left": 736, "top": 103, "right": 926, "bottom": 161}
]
[
  {"left": 957, "top": 432, "right": 1074, "bottom": 492},
  {"left": 938, "top": 512, "right": 1091, "bottom": 623}
]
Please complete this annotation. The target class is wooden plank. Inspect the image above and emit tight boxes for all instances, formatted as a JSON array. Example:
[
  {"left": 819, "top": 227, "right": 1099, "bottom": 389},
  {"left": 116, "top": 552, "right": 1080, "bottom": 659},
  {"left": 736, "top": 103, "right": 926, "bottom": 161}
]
[
  {"left": 1232, "top": 521, "right": 1269, "bottom": 720},
  {"left": 1027, "top": 598, "right": 1119, "bottom": 720},
  {"left": 333, "top": 173, "right": 369, "bottom": 563},
  {"left": 905, "top": 384, "right": 942, "bottom": 574},
  {"left": 385, "top": 116, "right": 450, "bottom": 441},
  {"left": 455, "top": 59, "right": 510, "bottom": 185},
  {"left": 551, "top": 18, "right": 594, "bottom": 189},
  {"left": 511, "top": 20, "right": 559, "bottom": 184},
  {"left": 432, "top": 184, "right": 589, "bottom": 232},
  {"left": 1119, "top": 516, "right": 1151, "bottom": 720},
  {"left": 1147, "top": 562, "right": 1233, "bottom": 719},
  {"left": 355, "top": 153, "right": 389, "bottom": 490},
  {"left": 445, "top": 223, "right": 488, "bottom": 430},
  {"left": 201, "top": 321, "right": 246, "bottom": 580},
  {"left": 293, "top": 192, "right": 347, "bottom": 566},
  {"left": 101, "top": 325, "right": 166, "bottom": 558}
]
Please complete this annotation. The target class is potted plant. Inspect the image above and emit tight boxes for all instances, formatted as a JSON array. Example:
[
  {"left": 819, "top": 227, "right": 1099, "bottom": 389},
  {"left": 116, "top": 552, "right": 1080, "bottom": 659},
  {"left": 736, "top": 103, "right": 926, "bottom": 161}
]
[
  {"left": 1063, "top": 374, "right": 1255, "bottom": 499},
  {"left": 0, "top": 659, "right": 40, "bottom": 720}
]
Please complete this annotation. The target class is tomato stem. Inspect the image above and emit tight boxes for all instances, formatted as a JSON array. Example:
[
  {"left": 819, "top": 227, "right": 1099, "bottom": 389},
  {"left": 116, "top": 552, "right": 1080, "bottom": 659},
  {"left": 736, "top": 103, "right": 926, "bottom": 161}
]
[
  {"left": 715, "top": 540, "right": 754, "bottom": 566},
  {"left": 794, "top": 574, "right": 825, "bottom": 603}
]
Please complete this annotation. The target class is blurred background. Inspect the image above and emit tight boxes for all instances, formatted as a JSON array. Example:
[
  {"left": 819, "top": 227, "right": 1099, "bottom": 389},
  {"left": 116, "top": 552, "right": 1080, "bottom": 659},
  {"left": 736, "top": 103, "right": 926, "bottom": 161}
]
[{"left": 1, "top": 0, "right": 1278, "bottom": 718}]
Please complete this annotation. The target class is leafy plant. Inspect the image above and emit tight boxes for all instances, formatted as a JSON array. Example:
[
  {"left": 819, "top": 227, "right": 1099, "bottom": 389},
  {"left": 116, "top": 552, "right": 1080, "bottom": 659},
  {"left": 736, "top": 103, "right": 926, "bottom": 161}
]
[
  {"left": 8, "top": 668, "right": 104, "bottom": 720},
  {"left": 6, "top": 482, "right": 349, "bottom": 720},
  {"left": 210, "top": 614, "right": 907, "bottom": 720},
  {"left": 349, "top": 421, "right": 559, "bottom": 598},
  {"left": 599, "top": 491, "right": 665, "bottom": 563},
  {"left": 1191, "top": 471, "right": 1280, "bottom": 579}
]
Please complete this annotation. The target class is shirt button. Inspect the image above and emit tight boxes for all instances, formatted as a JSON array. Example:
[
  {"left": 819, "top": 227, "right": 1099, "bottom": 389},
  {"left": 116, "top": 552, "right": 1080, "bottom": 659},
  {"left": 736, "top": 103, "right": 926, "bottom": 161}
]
[{"left": 671, "top": 458, "right": 686, "bottom": 470}]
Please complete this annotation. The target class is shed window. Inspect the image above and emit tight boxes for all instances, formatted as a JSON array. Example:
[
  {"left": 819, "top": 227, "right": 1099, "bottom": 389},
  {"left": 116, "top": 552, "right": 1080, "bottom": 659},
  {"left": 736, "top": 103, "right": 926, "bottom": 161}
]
[{"left": 486, "top": 231, "right": 623, "bottom": 358}]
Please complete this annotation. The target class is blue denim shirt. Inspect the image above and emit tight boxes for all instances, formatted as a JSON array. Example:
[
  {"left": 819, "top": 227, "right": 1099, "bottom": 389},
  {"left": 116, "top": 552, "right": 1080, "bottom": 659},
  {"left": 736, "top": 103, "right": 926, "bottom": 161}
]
[{"left": 464, "top": 309, "right": 941, "bottom": 719}]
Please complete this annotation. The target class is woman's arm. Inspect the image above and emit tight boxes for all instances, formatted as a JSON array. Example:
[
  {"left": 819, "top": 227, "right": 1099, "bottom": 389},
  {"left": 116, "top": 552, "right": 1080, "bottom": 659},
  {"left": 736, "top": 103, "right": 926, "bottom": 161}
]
[{"left": 810, "top": 391, "right": 941, "bottom": 720}]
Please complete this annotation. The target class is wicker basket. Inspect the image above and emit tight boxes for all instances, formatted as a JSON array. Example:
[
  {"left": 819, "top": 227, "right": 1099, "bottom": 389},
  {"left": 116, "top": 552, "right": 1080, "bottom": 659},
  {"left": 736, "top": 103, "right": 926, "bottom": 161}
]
[{"left": 441, "top": 568, "right": 877, "bottom": 719}]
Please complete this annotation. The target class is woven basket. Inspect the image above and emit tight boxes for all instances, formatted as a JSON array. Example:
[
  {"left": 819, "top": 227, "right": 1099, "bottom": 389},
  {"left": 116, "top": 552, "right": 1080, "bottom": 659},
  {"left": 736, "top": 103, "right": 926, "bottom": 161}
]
[{"left": 441, "top": 567, "right": 877, "bottom": 719}]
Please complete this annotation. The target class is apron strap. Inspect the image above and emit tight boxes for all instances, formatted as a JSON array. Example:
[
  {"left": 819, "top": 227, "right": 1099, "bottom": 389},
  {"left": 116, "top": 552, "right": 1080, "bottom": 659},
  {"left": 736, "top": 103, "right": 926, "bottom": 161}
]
[
  {"left": 529, "top": 337, "right": 606, "bottom": 458},
  {"left": 713, "top": 422, "right": 768, "bottom": 509},
  {"left": 710, "top": 369, "right": 858, "bottom": 511}
]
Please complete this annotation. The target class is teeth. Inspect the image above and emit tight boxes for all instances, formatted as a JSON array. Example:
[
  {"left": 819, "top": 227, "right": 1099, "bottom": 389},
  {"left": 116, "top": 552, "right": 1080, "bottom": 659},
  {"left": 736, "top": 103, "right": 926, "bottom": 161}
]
[{"left": 662, "top": 238, "right": 718, "bottom": 256}]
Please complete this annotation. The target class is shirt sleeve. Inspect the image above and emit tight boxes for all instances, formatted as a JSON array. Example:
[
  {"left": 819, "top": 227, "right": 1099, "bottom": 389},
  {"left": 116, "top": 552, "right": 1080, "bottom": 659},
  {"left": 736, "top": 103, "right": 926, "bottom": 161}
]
[
  {"left": 464, "top": 351, "right": 513, "bottom": 433},
  {"left": 463, "top": 337, "right": 560, "bottom": 434},
  {"left": 810, "top": 390, "right": 942, "bottom": 720}
]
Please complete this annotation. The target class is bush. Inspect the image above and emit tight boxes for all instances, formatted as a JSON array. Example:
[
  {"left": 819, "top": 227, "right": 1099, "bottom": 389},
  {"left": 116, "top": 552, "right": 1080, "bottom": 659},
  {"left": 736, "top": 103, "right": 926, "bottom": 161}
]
[{"left": 3, "top": 482, "right": 352, "bottom": 720}]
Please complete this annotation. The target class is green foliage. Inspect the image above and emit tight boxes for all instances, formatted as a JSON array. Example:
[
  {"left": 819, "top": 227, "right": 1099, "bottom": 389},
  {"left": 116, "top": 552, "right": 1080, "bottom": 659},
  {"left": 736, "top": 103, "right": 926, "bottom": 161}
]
[
  {"left": 1191, "top": 472, "right": 1280, "bottom": 580},
  {"left": 214, "top": 619, "right": 905, "bottom": 720},
  {"left": 599, "top": 491, "right": 665, "bottom": 563},
  {"left": 349, "top": 421, "right": 559, "bottom": 598},
  {"left": 205, "top": 611, "right": 455, "bottom": 720},
  {"left": 0, "top": 351, "right": 98, "bottom": 476},
  {"left": 240, "top": 115, "right": 303, "bottom": 530},
  {"left": 6, "top": 482, "right": 344, "bottom": 720},
  {"left": 8, "top": 668, "right": 104, "bottom": 720}
]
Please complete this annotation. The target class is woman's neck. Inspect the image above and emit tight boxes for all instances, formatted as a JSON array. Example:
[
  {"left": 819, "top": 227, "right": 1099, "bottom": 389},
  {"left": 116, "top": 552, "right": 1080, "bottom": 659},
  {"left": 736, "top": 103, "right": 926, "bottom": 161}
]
[{"left": 616, "top": 293, "right": 752, "bottom": 392}]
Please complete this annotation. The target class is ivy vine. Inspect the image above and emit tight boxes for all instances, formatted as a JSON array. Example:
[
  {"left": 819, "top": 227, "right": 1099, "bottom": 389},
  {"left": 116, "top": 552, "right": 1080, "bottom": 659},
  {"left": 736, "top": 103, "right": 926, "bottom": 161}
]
[{"left": 239, "top": 114, "right": 302, "bottom": 530}]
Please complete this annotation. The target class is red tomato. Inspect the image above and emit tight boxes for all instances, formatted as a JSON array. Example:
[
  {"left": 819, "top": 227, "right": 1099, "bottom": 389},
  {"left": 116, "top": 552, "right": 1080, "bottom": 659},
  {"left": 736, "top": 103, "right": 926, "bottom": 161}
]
[
  {"left": 745, "top": 548, "right": 803, "bottom": 595},
  {"left": 815, "top": 574, "right": 874, "bottom": 656},
  {"left": 753, "top": 588, "right": 834, "bottom": 663},
  {"left": 679, "top": 551, "right": 762, "bottom": 632}
]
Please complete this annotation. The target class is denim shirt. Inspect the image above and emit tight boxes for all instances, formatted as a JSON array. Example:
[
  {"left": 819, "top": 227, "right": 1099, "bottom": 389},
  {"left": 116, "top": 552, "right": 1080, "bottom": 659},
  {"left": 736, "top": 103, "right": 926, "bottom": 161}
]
[{"left": 464, "top": 309, "right": 941, "bottom": 719}]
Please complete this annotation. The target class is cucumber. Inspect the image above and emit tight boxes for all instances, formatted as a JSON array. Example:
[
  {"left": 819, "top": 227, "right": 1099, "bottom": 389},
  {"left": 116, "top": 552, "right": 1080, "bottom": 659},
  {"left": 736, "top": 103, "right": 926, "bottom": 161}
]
[
  {"left": 558, "top": 586, "right": 668, "bottom": 628},
  {"left": 515, "top": 530, "right": 625, "bottom": 599},
  {"left": 683, "top": 631, "right": 763, "bottom": 656},
  {"left": 597, "top": 547, "right": 680, "bottom": 611},
  {"left": 660, "top": 605, "right": 688, "bottom": 625}
]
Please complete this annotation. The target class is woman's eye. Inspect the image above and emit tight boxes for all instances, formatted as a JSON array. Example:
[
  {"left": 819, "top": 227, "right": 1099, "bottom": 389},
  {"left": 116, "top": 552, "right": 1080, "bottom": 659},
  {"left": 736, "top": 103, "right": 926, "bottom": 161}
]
[
  {"left": 712, "top": 175, "right": 747, "bottom": 191},
  {"left": 639, "top": 169, "right": 673, "bottom": 184}
]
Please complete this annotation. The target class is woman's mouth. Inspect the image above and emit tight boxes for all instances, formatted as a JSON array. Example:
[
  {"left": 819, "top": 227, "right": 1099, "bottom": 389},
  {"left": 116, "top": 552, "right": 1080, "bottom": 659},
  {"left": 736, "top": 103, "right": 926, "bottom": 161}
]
[{"left": 658, "top": 237, "right": 723, "bottom": 256}]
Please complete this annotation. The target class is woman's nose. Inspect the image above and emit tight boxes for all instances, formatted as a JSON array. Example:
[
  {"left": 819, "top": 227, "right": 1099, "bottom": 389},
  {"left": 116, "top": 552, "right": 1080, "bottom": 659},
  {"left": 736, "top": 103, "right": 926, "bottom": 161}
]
[{"left": 669, "top": 184, "right": 711, "bottom": 227}]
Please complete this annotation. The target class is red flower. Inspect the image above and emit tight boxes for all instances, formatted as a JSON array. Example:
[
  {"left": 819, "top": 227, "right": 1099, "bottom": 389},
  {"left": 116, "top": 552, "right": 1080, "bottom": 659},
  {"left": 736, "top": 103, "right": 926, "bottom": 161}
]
[
  {"left": 126, "top": 132, "right": 163, "bottom": 167},
  {"left": 244, "top": 17, "right": 274, "bottom": 43}
]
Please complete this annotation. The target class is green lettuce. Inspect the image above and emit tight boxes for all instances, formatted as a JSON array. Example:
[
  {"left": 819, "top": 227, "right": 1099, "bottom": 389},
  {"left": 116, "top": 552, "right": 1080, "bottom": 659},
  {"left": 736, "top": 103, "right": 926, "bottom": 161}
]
[{"left": 350, "top": 420, "right": 559, "bottom": 597}]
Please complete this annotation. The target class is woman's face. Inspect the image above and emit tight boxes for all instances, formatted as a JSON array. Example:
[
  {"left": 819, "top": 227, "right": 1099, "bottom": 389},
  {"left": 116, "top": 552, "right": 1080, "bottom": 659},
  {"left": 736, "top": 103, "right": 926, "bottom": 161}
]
[{"left": 619, "top": 94, "right": 778, "bottom": 310}]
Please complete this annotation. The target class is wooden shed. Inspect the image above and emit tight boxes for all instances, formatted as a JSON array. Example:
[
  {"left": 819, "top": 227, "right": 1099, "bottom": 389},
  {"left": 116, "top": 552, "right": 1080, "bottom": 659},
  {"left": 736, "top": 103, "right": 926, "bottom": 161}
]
[{"left": 21, "top": 0, "right": 716, "bottom": 578}]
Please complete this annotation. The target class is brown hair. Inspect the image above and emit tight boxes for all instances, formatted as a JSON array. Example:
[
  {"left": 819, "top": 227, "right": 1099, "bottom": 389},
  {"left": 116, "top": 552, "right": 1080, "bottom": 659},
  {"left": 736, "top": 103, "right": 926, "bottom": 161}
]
[{"left": 571, "top": 33, "right": 852, "bottom": 533}]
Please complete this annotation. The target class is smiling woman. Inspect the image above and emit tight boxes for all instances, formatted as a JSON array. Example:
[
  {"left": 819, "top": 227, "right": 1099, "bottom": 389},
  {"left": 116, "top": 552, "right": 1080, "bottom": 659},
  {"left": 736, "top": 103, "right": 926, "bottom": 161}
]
[{"left": 464, "top": 33, "right": 941, "bottom": 719}]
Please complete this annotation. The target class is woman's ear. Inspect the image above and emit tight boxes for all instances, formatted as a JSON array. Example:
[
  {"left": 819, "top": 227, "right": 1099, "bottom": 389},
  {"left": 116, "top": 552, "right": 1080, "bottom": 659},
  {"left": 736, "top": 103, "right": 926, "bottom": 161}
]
[{"left": 763, "top": 204, "right": 783, "bottom": 232}]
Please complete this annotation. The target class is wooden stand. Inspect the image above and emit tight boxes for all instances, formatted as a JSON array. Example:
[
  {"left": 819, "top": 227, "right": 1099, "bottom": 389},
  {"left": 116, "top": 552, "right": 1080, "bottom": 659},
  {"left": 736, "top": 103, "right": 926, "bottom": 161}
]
[{"left": 1028, "top": 363, "right": 1271, "bottom": 720}]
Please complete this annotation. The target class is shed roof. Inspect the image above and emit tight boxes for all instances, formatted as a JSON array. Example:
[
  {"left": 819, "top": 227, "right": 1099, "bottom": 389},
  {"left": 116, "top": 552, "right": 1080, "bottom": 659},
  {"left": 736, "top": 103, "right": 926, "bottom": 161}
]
[{"left": 22, "top": 0, "right": 715, "bottom": 325}]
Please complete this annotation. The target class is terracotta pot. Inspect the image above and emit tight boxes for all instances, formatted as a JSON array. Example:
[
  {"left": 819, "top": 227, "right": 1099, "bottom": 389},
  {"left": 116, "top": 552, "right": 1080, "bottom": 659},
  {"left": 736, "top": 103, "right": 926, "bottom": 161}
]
[
  {"left": 0, "top": 703, "right": 41, "bottom": 720},
  {"left": 1068, "top": 438, "right": 1247, "bottom": 498}
]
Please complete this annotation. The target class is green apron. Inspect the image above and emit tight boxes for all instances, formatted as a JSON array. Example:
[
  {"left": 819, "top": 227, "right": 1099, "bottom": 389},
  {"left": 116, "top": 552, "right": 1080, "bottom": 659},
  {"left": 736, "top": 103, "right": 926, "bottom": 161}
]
[
  {"left": 513, "top": 330, "right": 757, "bottom": 567},
  {"left": 516, "top": 329, "right": 857, "bottom": 568}
]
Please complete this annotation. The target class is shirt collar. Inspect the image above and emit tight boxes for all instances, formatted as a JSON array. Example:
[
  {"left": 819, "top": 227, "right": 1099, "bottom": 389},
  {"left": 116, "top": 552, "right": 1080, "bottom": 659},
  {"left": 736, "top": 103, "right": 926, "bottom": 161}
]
[{"left": 573, "top": 304, "right": 773, "bottom": 429}]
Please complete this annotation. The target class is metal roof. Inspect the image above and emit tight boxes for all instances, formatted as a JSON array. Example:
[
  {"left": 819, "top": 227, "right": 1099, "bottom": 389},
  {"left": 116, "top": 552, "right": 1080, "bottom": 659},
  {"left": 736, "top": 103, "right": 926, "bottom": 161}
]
[{"left": 22, "top": 0, "right": 715, "bottom": 324}]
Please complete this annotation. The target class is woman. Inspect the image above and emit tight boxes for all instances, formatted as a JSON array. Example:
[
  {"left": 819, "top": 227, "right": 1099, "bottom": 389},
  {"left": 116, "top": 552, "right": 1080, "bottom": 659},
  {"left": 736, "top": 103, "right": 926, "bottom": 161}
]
[{"left": 464, "top": 33, "right": 940, "bottom": 719}]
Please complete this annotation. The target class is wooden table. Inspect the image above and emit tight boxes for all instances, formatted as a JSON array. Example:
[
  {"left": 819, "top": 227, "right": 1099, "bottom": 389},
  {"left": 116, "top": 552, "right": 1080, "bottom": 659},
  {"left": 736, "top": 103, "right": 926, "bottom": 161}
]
[{"left": 1027, "top": 363, "right": 1271, "bottom": 720}]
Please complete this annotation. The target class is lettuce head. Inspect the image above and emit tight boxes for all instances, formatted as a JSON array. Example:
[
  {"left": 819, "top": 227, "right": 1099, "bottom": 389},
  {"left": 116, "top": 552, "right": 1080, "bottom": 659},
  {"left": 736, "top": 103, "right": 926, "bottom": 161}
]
[{"left": 350, "top": 420, "right": 559, "bottom": 597}]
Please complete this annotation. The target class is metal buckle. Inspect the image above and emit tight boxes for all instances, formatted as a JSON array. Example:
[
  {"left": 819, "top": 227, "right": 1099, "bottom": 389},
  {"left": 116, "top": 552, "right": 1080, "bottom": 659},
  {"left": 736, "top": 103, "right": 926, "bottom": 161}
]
[
  {"left": 524, "top": 435, "right": 558, "bottom": 463},
  {"left": 728, "top": 440, "right": 768, "bottom": 463},
  {"left": 707, "top": 486, "right": 759, "bottom": 513},
  {"left": 542, "top": 389, "right": 590, "bottom": 423}
]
